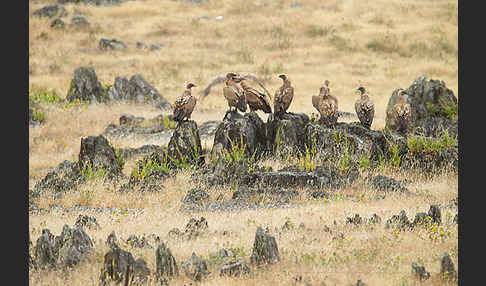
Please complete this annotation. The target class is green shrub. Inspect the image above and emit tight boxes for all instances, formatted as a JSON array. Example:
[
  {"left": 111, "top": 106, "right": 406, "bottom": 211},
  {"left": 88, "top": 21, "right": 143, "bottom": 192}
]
[{"left": 29, "top": 87, "right": 62, "bottom": 105}]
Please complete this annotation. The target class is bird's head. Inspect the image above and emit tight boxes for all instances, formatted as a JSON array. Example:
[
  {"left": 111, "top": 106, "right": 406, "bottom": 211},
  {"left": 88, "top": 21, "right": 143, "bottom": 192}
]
[
  {"left": 278, "top": 74, "right": 287, "bottom": 80},
  {"left": 186, "top": 83, "right": 196, "bottom": 89},
  {"left": 324, "top": 80, "right": 330, "bottom": 87},
  {"left": 357, "top": 86, "right": 366, "bottom": 95}
]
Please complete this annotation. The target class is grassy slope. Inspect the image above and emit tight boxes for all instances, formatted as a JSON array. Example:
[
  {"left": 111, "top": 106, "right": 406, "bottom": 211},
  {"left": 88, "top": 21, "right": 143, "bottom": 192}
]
[{"left": 29, "top": 0, "right": 458, "bottom": 285}]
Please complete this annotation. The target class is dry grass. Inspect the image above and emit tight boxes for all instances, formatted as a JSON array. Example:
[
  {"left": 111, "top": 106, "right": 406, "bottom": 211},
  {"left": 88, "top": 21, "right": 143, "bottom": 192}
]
[{"left": 29, "top": 0, "right": 458, "bottom": 285}]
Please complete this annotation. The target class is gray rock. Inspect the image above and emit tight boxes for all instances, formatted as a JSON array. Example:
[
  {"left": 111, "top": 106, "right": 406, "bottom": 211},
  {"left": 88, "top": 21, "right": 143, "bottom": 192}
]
[
  {"left": 385, "top": 76, "right": 458, "bottom": 137},
  {"left": 182, "top": 253, "right": 210, "bottom": 281},
  {"left": 107, "top": 75, "right": 172, "bottom": 110},
  {"left": 33, "top": 4, "right": 67, "bottom": 18},
  {"left": 266, "top": 112, "right": 310, "bottom": 156},
  {"left": 78, "top": 135, "right": 124, "bottom": 180},
  {"left": 55, "top": 224, "right": 94, "bottom": 267},
  {"left": 181, "top": 188, "right": 209, "bottom": 207},
  {"left": 106, "top": 231, "right": 118, "bottom": 247},
  {"left": 440, "top": 252, "right": 456, "bottom": 281},
  {"left": 198, "top": 120, "right": 220, "bottom": 138},
  {"left": 250, "top": 227, "right": 280, "bottom": 265},
  {"left": 34, "top": 229, "right": 57, "bottom": 269},
  {"left": 368, "top": 174, "right": 410, "bottom": 194},
  {"left": 346, "top": 214, "right": 363, "bottom": 226},
  {"left": 33, "top": 160, "right": 85, "bottom": 194},
  {"left": 412, "top": 212, "right": 428, "bottom": 226},
  {"left": 155, "top": 242, "right": 179, "bottom": 278},
  {"left": 220, "top": 258, "right": 250, "bottom": 277},
  {"left": 385, "top": 210, "right": 413, "bottom": 230},
  {"left": 369, "top": 214, "right": 381, "bottom": 224},
  {"left": 412, "top": 262, "right": 430, "bottom": 281},
  {"left": 167, "top": 120, "right": 204, "bottom": 168},
  {"left": 211, "top": 111, "right": 267, "bottom": 160},
  {"left": 132, "top": 258, "right": 151, "bottom": 283},
  {"left": 66, "top": 66, "right": 105, "bottom": 103},
  {"left": 150, "top": 43, "right": 163, "bottom": 50},
  {"left": 119, "top": 114, "right": 145, "bottom": 126},
  {"left": 99, "top": 243, "right": 135, "bottom": 284},
  {"left": 99, "top": 38, "right": 126, "bottom": 50}
]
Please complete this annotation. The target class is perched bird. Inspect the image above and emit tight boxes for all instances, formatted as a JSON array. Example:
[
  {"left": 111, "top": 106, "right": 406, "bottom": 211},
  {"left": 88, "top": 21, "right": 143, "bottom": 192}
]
[
  {"left": 273, "top": 74, "right": 294, "bottom": 117},
  {"left": 354, "top": 86, "right": 375, "bottom": 129},
  {"left": 223, "top": 73, "right": 247, "bottom": 113},
  {"left": 392, "top": 89, "right": 411, "bottom": 134},
  {"left": 312, "top": 80, "right": 338, "bottom": 127},
  {"left": 239, "top": 77, "right": 272, "bottom": 113},
  {"left": 173, "top": 83, "right": 197, "bottom": 122}
]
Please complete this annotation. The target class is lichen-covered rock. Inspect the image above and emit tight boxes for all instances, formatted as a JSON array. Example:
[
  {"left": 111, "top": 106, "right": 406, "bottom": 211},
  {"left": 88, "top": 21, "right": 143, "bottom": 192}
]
[
  {"left": 78, "top": 135, "right": 124, "bottom": 180},
  {"left": 211, "top": 111, "right": 267, "bottom": 160},
  {"left": 55, "top": 224, "right": 94, "bottom": 267},
  {"left": 71, "top": 16, "right": 89, "bottom": 27},
  {"left": 167, "top": 120, "right": 204, "bottom": 168},
  {"left": 155, "top": 242, "right": 179, "bottom": 278},
  {"left": 33, "top": 4, "right": 67, "bottom": 18},
  {"left": 182, "top": 253, "right": 210, "bottom": 281},
  {"left": 107, "top": 75, "right": 172, "bottom": 110},
  {"left": 34, "top": 229, "right": 57, "bottom": 269},
  {"left": 100, "top": 243, "right": 136, "bottom": 284},
  {"left": 266, "top": 112, "right": 310, "bottom": 156},
  {"left": 428, "top": 204, "right": 442, "bottom": 225},
  {"left": 33, "top": 160, "right": 85, "bottom": 195},
  {"left": 66, "top": 66, "right": 106, "bottom": 103},
  {"left": 368, "top": 174, "right": 410, "bottom": 194},
  {"left": 250, "top": 227, "right": 280, "bottom": 265},
  {"left": 385, "top": 76, "right": 458, "bottom": 137},
  {"left": 220, "top": 258, "right": 250, "bottom": 277},
  {"left": 385, "top": 210, "right": 413, "bottom": 231}
]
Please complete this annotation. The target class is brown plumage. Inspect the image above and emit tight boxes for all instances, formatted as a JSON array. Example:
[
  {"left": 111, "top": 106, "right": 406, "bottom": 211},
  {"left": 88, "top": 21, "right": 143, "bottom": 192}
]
[
  {"left": 392, "top": 89, "right": 411, "bottom": 134},
  {"left": 173, "top": 83, "right": 197, "bottom": 122},
  {"left": 273, "top": 74, "right": 294, "bottom": 117},
  {"left": 312, "top": 80, "right": 338, "bottom": 127},
  {"left": 239, "top": 78, "right": 272, "bottom": 113},
  {"left": 223, "top": 73, "right": 247, "bottom": 113},
  {"left": 354, "top": 86, "right": 375, "bottom": 129}
]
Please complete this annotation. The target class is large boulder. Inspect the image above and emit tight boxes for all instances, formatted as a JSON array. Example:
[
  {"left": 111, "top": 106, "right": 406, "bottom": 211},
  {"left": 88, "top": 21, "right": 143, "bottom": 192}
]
[
  {"left": 78, "top": 135, "right": 124, "bottom": 180},
  {"left": 100, "top": 243, "right": 136, "bottom": 284},
  {"left": 55, "top": 224, "right": 94, "bottom": 268},
  {"left": 107, "top": 75, "right": 172, "bottom": 111},
  {"left": 167, "top": 120, "right": 204, "bottom": 168},
  {"left": 266, "top": 112, "right": 310, "bottom": 156},
  {"left": 211, "top": 111, "right": 267, "bottom": 161},
  {"left": 385, "top": 76, "right": 458, "bottom": 137},
  {"left": 66, "top": 66, "right": 106, "bottom": 103}
]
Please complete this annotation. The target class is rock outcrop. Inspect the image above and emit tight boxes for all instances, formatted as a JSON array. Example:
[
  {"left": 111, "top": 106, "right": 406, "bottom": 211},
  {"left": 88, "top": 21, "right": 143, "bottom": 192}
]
[
  {"left": 167, "top": 120, "right": 204, "bottom": 168},
  {"left": 385, "top": 76, "right": 458, "bottom": 137},
  {"left": 78, "top": 135, "right": 124, "bottom": 180},
  {"left": 66, "top": 66, "right": 106, "bottom": 103},
  {"left": 182, "top": 253, "right": 210, "bottom": 281}
]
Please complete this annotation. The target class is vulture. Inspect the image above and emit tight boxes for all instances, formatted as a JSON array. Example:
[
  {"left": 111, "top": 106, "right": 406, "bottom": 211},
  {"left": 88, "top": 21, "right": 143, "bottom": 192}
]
[
  {"left": 223, "top": 73, "right": 247, "bottom": 113},
  {"left": 392, "top": 89, "right": 411, "bottom": 134},
  {"left": 273, "top": 74, "right": 294, "bottom": 117},
  {"left": 354, "top": 86, "right": 375, "bottom": 129},
  {"left": 312, "top": 80, "right": 338, "bottom": 127},
  {"left": 172, "top": 83, "right": 197, "bottom": 122},
  {"left": 239, "top": 77, "right": 272, "bottom": 113}
]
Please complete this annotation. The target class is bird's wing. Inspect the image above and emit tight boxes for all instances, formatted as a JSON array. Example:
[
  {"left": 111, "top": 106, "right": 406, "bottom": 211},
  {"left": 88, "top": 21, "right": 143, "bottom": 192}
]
[
  {"left": 223, "top": 86, "right": 238, "bottom": 102},
  {"left": 199, "top": 72, "right": 267, "bottom": 99}
]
